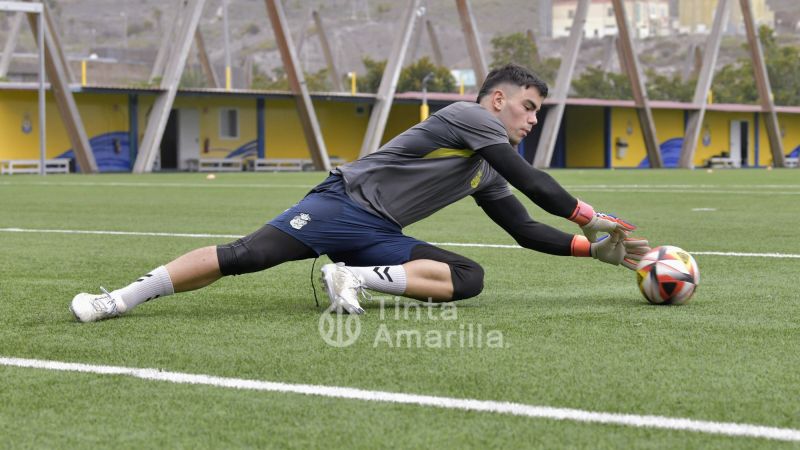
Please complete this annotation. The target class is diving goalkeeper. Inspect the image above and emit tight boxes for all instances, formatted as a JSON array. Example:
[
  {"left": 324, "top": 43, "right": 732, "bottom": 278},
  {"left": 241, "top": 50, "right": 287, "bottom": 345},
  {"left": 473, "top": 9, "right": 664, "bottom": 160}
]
[{"left": 70, "top": 63, "right": 649, "bottom": 321}]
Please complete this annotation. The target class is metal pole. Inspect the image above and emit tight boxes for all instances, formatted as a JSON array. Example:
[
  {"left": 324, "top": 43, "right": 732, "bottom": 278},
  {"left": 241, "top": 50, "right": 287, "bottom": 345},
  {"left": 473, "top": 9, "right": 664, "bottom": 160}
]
[
  {"left": 223, "top": 0, "right": 231, "bottom": 90},
  {"left": 38, "top": 11, "right": 45, "bottom": 176},
  {"left": 420, "top": 72, "right": 432, "bottom": 122}
]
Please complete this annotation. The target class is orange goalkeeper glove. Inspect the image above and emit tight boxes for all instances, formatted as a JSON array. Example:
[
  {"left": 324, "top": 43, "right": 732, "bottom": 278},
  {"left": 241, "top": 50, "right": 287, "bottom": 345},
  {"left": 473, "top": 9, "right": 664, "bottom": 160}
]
[{"left": 569, "top": 199, "right": 636, "bottom": 242}]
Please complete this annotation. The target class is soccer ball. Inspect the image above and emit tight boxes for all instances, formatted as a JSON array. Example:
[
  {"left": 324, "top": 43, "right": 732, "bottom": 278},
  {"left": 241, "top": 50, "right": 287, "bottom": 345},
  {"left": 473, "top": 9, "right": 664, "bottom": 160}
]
[{"left": 636, "top": 246, "right": 699, "bottom": 305}]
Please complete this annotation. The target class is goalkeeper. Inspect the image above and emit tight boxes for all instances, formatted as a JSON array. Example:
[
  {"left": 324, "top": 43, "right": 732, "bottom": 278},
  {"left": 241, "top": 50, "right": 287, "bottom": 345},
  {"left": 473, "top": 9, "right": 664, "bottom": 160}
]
[{"left": 71, "top": 63, "right": 650, "bottom": 321}]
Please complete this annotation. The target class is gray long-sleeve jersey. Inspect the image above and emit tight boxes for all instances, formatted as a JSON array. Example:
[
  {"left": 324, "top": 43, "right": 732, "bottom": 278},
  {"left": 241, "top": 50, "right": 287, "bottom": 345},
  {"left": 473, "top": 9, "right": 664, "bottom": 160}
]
[{"left": 336, "top": 102, "right": 513, "bottom": 227}]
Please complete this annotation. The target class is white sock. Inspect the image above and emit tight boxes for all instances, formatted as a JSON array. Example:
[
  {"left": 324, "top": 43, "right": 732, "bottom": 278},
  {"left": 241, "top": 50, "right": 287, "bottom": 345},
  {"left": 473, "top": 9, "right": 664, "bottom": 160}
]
[
  {"left": 346, "top": 265, "right": 407, "bottom": 295},
  {"left": 111, "top": 266, "right": 175, "bottom": 310}
]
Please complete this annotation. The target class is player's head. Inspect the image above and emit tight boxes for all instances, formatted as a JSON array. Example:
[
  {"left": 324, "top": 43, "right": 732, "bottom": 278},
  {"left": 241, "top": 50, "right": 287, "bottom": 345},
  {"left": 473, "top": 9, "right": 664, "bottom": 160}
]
[
  {"left": 476, "top": 64, "right": 548, "bottom": 145},
  {"left": 477, "top": 64, "right": 548, "bottom": 103}
]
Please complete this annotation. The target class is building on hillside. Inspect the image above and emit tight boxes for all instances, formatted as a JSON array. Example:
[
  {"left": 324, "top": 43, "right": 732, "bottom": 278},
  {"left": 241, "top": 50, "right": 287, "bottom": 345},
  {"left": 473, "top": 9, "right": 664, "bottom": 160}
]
[
  {"left": 552, "top": 0, "right": 670, "bottom": 39},
  {"left": 677, "top": 0, "right": 774, "bottom": 34}
]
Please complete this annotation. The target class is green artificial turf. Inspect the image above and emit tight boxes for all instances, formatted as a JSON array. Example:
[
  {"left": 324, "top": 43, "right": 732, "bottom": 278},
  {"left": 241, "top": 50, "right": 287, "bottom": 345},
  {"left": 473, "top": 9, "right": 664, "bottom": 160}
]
[{"left": 0, "top": 170, "right": 798, "bottom": 449}]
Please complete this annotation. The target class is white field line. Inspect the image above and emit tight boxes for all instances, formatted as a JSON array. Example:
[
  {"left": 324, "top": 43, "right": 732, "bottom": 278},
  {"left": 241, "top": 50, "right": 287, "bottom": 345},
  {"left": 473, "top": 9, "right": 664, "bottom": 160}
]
[
  {"left": 3, "top": 180, "right": 800, "bottom": 194},
  {"left": 1, "top": 227, "right": 799, "bottom": 259},
  {"left": 562, "top": 189, "right": 800, "bottom": 195},
  {"left": 1, "top": 356, "right": 798, "bottom": 442},
  {"left": 0, "top": 227, "right": 242, "bottom": 239},
  {"left": 0, "top": 181, "right": 315, "bottom": 189}
]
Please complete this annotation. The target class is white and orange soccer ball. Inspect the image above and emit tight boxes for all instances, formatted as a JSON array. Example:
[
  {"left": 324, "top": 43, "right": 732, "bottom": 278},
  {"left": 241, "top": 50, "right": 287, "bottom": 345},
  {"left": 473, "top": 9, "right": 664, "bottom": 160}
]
[{"left": 636, "top": 246, "right": 699, "bottom": 305}]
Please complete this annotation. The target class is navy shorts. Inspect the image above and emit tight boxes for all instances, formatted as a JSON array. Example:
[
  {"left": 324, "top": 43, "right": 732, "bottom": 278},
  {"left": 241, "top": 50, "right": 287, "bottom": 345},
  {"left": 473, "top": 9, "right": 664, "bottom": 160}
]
[{"left": 269, "top": 175, "right": 426, "bottom": 266}]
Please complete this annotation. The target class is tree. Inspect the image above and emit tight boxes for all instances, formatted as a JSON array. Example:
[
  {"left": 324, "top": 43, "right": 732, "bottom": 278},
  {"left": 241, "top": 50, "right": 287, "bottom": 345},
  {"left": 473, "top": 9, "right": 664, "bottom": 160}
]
[
  {"left": 355, "top": 57, "right": 385, "bottom": 93},
  {"left": 645, "top": 70, "right": 695, "bottom": 102},
  {"left": 251, "top": 66, "right": 332, "bottom": 92},
  {"left": 354, "top": 56, "right": 455, "bottom": 94},
  {"left": 397, "top": 57, "right": 455, "bottom": 93},
  {"left": 571, "top": 66, "right": 632, "bottom": 99},
  {"left": 490, "top": 32, "right": 541, "bottom": 70},
  {"left": 489, "top": 32, "right": 560, "bottom": 85},
  {"left": 712, "top": 25, "right": 800, "bottom": 105},
  {"left": 179, "top": 67, "right": 207, "bottom": 88}
]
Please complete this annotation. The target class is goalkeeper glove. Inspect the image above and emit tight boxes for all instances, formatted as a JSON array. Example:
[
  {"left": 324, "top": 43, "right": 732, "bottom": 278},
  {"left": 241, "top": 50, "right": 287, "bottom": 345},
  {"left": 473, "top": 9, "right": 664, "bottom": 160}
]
[
  {"left": 571, "top": 232, "right": 651, "bottom": 270},
  {"left": 569, "top": 199, "right": 636, "bottom": 242}
]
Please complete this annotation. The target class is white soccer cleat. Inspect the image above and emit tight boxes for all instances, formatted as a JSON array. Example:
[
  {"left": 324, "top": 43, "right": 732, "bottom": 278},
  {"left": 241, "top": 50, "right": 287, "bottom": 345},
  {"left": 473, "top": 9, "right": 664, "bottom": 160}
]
[
  {"left": 70, "top": 287, "right": 127, "bottom": 323},
  {"left": 320, "top": 263, "right": 366, "bottom": 315}
]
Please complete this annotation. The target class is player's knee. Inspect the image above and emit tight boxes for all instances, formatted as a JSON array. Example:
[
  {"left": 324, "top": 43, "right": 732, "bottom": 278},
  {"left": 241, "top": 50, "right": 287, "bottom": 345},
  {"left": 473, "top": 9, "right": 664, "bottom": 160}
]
[
  {"left": 217, "top": 239, "right": 272, "bottom": 276},
  {"left": 451, "top": 259, "right": 484, "bottom": 300}
]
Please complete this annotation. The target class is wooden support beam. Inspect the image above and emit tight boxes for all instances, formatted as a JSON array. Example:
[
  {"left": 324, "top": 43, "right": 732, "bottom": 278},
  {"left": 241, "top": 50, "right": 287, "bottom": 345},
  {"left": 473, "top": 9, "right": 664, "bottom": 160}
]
[
  {"left": 679, "top": 0, "right": 730, "bottom": 169},
  {"left": 312, "top": 10, "right": 343, "bottom": 92},
  {"left": 681, "top": 42, "right": 697, "bottom": 81},
  {"left": 265, "top": 0, "right": 330, "bottom": 170},
  {"left": 359, "top": 0, "right": 421, "bottom": 157},
  {"left": 601, "top": 35, "right": 617, "bottom": 72},
  {"left": 0, "top": 12, "right": 23, "bottom": 77},
  {"left": 455, "top": 0, "right": 487, "bottom": 86},
  {"left": 149, "top": 0, "right": 184, "bottom": 83},
  {"left": 194, "top": 28, "right": 219, "bottom": 88},
  {"left": 526, "top": 29, "right": 541, "bottom": 65},
  {"left": 533, "top": 0, "right": 588, "bottom": 169},
  {"left": 615, "top": 35, "right": 628, "bottom": 74},
  {"left": 409, "top": 9, "right": 425, "bottom": 63},
  {"left": 133, "top": 0, "right": 205, "bottom": 173},
  {"left": 43, "top": 4, "right": 72, "bottom": 82},
  {"left": 426, "top": 20, "right": 443, "bottom": 66},
  {"left": 611, "top": 0, "right": 662, "bottom": 168},
  {"left": 740, "top": 0, "right": 785, "bottom": 167},
  {"left": 27, "top": 5, "right": 97, "bottom": 173}
]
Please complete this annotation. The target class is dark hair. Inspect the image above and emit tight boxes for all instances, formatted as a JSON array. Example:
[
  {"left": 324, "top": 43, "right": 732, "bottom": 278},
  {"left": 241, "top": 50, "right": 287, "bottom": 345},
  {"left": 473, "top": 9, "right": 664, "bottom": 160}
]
[{"left": 476, "top": 63, "right": 549, "bottom": 103}]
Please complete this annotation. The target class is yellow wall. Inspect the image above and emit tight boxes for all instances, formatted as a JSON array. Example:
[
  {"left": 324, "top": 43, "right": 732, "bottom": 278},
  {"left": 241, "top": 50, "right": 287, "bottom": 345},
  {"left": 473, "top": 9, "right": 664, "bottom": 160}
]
[
  {"left": 261, "top": 99, "right": 371, "bottom": 161},
  {"left": 777, "top": 113, "right": 800, "bottom": 162},
  {"left": 610, "top": 108, "right": 684, "bottom": 168},
  {"left": 610, "top": 108, "right": 645, "bottom": 167},
  {"left": 692, "top": 111, "right": 755, "bottom": 166},
  {"left": 384, "top": 104, "right": 421, "bottom": 147},
  {"left": 0, "top": 91, "right": 127, "bottom": 159},
  {"left": 316, "top": 101, "right": 371, "bottom": 161},
  {"left": 565, "top": 106, "right": 606, "bottom": 168},
  {"left": 174, "top": 96, "right": 256, "bottom": 158},
  {"left": 3, "top": 88, "right": 800, "bottom": 169},
  {"left": 758, "top": 112, "right": 800, "bottom": 166}
]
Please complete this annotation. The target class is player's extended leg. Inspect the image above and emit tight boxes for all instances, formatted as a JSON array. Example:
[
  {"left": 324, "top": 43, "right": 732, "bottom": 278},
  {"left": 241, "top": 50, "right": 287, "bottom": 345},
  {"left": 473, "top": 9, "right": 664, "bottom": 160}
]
[{"left": 70, "top": 224, "right": 316, "bottom": 322}]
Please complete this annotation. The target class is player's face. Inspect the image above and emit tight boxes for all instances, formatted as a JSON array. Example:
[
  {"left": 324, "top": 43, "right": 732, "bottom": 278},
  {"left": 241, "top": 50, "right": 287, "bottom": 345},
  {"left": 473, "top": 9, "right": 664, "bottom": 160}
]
[{"left": 496, "top": 86, "right": 543, "bottom": 145}]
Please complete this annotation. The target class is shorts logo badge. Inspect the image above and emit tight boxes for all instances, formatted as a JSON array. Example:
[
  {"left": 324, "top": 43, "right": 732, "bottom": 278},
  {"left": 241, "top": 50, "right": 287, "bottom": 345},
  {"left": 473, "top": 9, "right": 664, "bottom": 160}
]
[
  {"left": 470, "top": 169, "right": 483, "bottom": 189},
  {"left": 290, "top": 213, "right": 311, "bottom": 230}
]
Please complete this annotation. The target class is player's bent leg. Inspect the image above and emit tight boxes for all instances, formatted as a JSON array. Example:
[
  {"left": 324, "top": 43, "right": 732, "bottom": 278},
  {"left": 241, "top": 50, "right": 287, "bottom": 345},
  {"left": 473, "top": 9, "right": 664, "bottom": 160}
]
[
  {"left": 325, "top": 244, "right": 483, "bottom": 306},
  {"left": 407, "top": 244, "right": 484, "bottom": 301},
  {"left": 401, "top": 259, "right": 454, "bottom": 301}
]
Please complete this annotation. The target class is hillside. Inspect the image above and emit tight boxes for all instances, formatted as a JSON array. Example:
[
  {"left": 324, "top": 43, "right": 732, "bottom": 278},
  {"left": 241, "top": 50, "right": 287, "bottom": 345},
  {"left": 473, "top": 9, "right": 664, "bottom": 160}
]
[{"left": 3, "top": 0, "right": 799, "bottom": 91}]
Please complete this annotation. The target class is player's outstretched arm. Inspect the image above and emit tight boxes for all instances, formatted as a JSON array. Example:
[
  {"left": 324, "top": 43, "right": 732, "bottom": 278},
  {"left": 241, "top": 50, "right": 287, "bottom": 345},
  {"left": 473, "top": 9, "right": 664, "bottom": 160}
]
[
  {"left": 477, "top": 194, "right": 649, "bottom": 269},
  {"left": 475, "top": 143, "right": 636, "bottom": 241}
]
